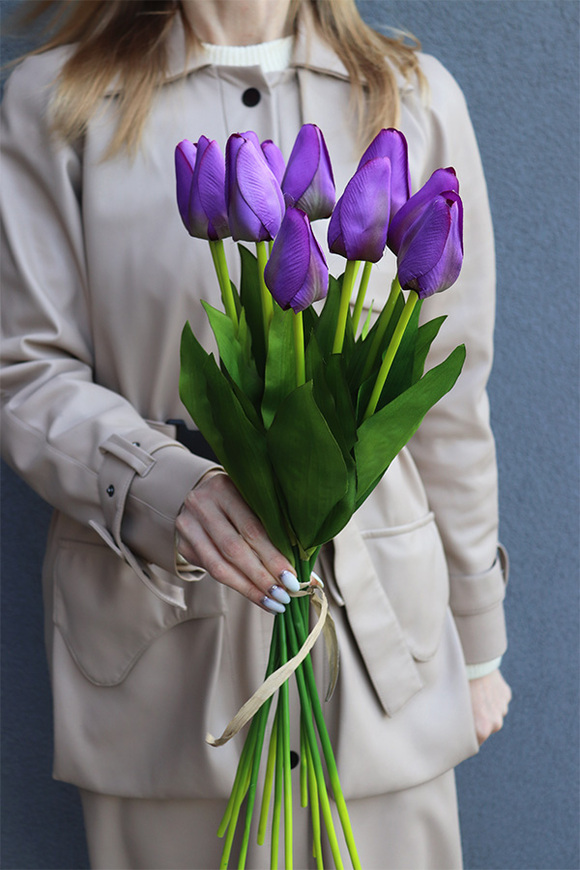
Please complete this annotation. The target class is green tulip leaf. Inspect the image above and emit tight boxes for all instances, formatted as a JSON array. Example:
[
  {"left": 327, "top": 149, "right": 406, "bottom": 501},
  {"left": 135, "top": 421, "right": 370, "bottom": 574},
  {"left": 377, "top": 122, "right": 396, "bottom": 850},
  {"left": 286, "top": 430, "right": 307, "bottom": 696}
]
[
  {"left": 179, "top": 322, "right": 228, "bottom": 459},
  {"left": 354, "top": 344, "right": 466, "bottom": 508},
  {"left": 374, "top": 296, "right": 422, "bottom": 410},
  {"left": 347, "top": 290, "right": 405, "bottom": 395},
  {"left": 313, "top": 462, "right": 357, "bottom": 545},
  {"left": 267, "top": 381, "right": 349, "bottom": 549},
  {"left": 311, "top": 353, "right": 357, "bottom": 458},
  {"left": 412, "top": 315, "right": 447, "bottom": 383},
  {"left": 239, "top": 244, "right": 266, "bottom": 375},
  {"left": 314, "top": 274, "right": 354, "bottom": 361},
  {"left": 305, "top": 329, "right": 324, "bottom": 382},
  {"left": 180, "top": 322, "right": 292, "bottom": 558},
  {"left": 202, "top": 302, "right": 263, "bottom": 411},
  {"left": 261, "top": 306, "right": 296, "bottom": 428}
]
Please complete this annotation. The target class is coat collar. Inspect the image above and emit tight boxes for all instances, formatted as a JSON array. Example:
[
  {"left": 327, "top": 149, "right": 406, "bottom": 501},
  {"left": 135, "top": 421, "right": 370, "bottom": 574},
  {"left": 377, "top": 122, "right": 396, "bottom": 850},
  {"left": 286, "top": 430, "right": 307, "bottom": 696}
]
[
  {"left": 103, "top": 5, "right": 416, "bottom": 99},
  {"left": 104, "top": 5, "right": 354, "bottom": 96}
]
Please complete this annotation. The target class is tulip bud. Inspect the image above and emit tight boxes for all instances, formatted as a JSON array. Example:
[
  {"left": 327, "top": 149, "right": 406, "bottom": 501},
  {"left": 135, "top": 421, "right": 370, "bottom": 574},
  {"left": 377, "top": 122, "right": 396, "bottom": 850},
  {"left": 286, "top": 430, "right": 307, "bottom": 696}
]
[
  {"left": 282, "top": 124, "right": 335, "bottom": 221},
  {"left": 397, "top": 191, "right": 464, "bottom": 298},
  {"left": 327, "top": 157, "right": 391, "bottom": 262},
  {"left": 357, "top": 128, "right": 411, "bottom": 219},
  {"left": 264, "top": 208, "right": 328, "bottom": 312},
  {"left": 261, "top": 139, "right": 286, "bottom": 185},
  {"left": 175, "top": 137, "right": 230, "bottom": 240},
  {"left": 387, "top": 167, "right": 459, "bottom": 254},
  {"left": 225, "top": 132, "right": 285, "bottom": 242}
]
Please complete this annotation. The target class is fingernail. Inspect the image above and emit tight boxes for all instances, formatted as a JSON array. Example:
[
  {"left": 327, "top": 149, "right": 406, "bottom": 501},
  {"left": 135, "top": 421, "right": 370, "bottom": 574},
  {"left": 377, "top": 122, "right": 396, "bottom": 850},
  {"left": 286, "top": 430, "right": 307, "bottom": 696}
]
[
  {"left": 280, "top": 570, "right": 300, "bottom": 593},
  {"left": 269, "top": 585, "right": 291, "bottom": 605},
  {"left": 262, "top": 596, "right": 286, "bottom": 614},
  {"left": 310, "top": 571, "right": 324, "bottom": 588}
]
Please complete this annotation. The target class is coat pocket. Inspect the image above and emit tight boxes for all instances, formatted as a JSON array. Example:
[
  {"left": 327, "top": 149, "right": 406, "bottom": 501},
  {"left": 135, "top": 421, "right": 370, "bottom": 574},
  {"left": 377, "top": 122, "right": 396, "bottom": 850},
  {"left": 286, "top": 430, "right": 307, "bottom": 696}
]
[
  {"left": 53, "top": 538, "right": 225, "bottom": 687},
  {"left": 359, "top": 511, "right": 449, "bottom": 662}
]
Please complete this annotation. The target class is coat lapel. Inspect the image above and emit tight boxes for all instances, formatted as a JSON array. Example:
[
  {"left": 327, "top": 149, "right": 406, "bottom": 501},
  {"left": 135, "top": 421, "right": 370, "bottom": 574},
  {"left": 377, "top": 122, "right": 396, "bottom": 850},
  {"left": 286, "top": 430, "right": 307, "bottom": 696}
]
[{"left": 332, "top": 518, "right": 424, "bottom": 716}]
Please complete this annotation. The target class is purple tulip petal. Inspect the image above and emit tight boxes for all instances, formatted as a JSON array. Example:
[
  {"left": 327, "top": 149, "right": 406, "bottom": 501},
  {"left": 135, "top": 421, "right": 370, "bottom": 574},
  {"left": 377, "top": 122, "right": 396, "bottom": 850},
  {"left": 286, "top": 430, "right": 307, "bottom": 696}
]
[
  {"left": 261, "top": 140, "right": 286, "bottom": 184},
  {"left": 232, "top": 140, "right": 285, "bottom": 240},
  {"left": 291, "top": 229, "right": 328, "bottom": 311},
  {"left": 331, "top": 158, "right": 391, "bottom": 262},
  {"left": 225, "top": 134, "right": 285, "bottom": 241},
  {"left": 357, "top": 128, "right": 410, "bottom": 217},
  {"left": 240, "top": 130, "right": 261, "bottom": 151},
  {"left": 265, "top": 208, "right": 328, "bottom": 312},
  {"left": 327, "top": 200, "right": 347, "bottom": 258},
  {"left": 388, "top": 166, "right": 459, "bottom": 254},
  {"left": 282, "top": 124, "right": 335, "bottom": 220},
  {"left": 397, "top": 192, "right": 464, "bottom": 297},
  {"left": 175, "top": 140, "right": 197, "bottom": 228},
  {"left": 196, "top": 140, "right": 229, "bottom": 240}
]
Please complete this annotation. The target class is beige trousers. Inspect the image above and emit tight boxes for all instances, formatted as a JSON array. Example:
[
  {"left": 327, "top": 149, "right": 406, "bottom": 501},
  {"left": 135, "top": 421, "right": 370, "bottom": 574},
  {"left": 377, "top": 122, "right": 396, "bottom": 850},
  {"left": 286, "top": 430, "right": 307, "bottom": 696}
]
[{"left": 80, "top": 769, "right": 463, "bottom": 870}]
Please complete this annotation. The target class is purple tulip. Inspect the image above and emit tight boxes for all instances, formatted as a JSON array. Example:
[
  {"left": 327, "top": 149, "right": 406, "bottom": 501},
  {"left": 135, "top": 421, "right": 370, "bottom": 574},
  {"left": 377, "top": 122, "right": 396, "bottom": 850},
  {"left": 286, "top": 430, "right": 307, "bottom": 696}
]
[
  {"left": 327, "top": 157, "right": 392, "bottom": 262},
  {"left": 225, "top": 132, "right": 285, "bottom": 242},
  {"left": 261, "top": 139, "right": 286, "bottom": 185},
  {"left": 397, "top": 191, "right": 464, "bottom": 298},
  {"left": 264, "top": 208, "right": 328, "bottom": 312},
  {"left": 357, "top": 128, "right": 410, "bottom": 219},
  {"left": 175, "top": 137, "right": 230, "bottom": 240},
  {"left": 281, "top": 124, "right": 335, "bottom": 221},
  {"left": 387, "top": 167, "right": 459, "bottom": 254}
]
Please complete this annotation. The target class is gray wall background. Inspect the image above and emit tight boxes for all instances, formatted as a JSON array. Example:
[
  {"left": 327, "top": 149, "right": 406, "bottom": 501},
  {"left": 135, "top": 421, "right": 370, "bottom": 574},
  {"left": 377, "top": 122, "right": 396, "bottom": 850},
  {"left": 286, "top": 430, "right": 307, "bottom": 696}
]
[{"left": 1, "top": 1, "right": 578, "bottom": 868}]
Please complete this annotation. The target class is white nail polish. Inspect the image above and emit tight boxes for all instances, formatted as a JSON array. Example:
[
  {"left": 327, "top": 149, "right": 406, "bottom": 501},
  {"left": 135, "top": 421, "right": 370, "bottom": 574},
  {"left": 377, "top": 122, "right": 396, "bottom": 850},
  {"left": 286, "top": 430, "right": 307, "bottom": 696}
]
[
  {"left": 269, "top": 585, "right": 291, "bottom": 605},
  {"left": 280, "top": 570, "right": 300, "bottom": 593},
  {"left": 310, "top": 571, "right": 324, "bottom": 588},
  {"left": 262, "top": 596, "right": 286, "bottom": 614}
]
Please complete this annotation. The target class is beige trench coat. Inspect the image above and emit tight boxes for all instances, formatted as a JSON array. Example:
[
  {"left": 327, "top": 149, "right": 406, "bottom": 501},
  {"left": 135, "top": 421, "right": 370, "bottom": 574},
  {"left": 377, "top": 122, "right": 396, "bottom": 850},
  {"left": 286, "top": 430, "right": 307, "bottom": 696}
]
[{"left": 1, "top": 19, "right": 507, "bottom": 802}]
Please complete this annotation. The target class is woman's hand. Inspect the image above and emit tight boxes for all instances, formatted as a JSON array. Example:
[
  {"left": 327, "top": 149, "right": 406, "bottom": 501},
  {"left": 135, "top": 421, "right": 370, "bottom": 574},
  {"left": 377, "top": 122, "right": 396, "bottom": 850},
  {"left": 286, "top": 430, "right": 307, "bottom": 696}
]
[
  {"left": 175, "top": 470, "right": 299, "bottom": 614},
  {"left": 469, "top": 669, "right": 512, "bottom": 745}
]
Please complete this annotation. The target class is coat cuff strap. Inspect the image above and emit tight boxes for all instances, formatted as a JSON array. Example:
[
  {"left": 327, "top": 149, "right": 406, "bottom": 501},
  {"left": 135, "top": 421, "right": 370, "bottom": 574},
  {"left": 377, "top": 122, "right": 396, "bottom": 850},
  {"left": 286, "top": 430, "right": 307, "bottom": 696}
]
[{"left": 450, "top": 545, "right": 509, "bottom": 665}]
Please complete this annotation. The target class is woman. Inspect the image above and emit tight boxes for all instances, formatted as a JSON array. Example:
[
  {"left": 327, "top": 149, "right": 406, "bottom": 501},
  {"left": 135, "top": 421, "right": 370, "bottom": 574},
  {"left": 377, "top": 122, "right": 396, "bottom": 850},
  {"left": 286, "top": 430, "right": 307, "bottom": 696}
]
[{"left": 1, "top": 1, "right": 511, "bottom": 867}]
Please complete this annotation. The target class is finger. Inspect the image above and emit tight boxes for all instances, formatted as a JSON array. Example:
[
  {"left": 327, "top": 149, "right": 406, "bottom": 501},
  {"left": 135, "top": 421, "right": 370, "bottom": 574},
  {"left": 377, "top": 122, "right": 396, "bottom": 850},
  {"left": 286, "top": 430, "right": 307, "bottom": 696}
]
[
  {"left": 177, "top": 481, "right": 298, "bottom": 608},
  {"left": 197, "top": 475, "right": 299, "bottom": 592},
  {"left": 218, "top": 482, "right": 296, "bottom": 582},
  {"left": 176, "top": 521, "right": 287, "bottom": 616}
]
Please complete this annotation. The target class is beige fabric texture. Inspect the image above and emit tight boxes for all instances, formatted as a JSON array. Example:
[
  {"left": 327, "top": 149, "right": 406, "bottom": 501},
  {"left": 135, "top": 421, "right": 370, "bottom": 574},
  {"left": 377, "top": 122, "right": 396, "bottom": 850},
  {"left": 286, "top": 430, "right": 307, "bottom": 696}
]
[
  {"left": 80, "top": 769, "right": 462, "bottom": 870},
  {"left": 0, "top": 11, "right": 507, "bottom": 811}
]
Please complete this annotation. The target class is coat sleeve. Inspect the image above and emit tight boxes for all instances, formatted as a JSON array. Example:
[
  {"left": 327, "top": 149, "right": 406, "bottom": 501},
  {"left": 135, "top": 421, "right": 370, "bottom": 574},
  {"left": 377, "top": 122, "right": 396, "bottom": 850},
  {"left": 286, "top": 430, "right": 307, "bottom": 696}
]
[
  {"left": 404, "top": 55, "right": 508, "bottom": 665},
  {"left": 0, "top": 55, "right": 215, "bottom": 605}
]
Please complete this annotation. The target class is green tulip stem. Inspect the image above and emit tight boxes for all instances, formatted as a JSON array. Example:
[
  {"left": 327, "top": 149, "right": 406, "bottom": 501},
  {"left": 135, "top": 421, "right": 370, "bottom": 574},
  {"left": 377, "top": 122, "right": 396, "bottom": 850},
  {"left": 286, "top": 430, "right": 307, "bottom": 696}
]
[
  {"left": 363, "top": 289, "right": 418, "bottom": 421},
  {"left": 217, "top": 722, "right": 256, "bottom": 839},
  {"left": 237, "top": 696, "right": 274, "bottom": 869},
  {"left": 270, "top": 707, "right": 284, "bottom": 869},
  {"left": 361, "top": 275, "right": 401, "bottom": 382},
  {"left": 305, "top": 735, "right": 324, "bottom": 869},
  {"left": 256, "top": 241, "right": 274, "bottom": 337},
  {"left": 293, "top": 310, "right": 306, "bottom": 387},
  {"left": 210, "top": 239, "right": 238, "bottom": 332},
  {"left": 291, "top": 597, "right": 361, "bottom": 870},
  {"left": 284, "top": 603, "right": 344, "bottom": 870},
  {"left": 218, "top": 725, "right": 256, "bottom": 869},
  {"left": 351, "top": 261, "right": 373, "bottom": 334},
  {"left": 257, "top": 709, "right": 278, "bottom": 846},
  {"left": 299, "top": 716, "right": 308, "bottom": 808},
  {"left": 332, "top": 259, "right": 359, "bottom": 354},
  {"left": 219, "top": 617, "right": 280, "bottom": 867},
  {"left": 278, "top": 616, "right": 293, "bottom": 870}
]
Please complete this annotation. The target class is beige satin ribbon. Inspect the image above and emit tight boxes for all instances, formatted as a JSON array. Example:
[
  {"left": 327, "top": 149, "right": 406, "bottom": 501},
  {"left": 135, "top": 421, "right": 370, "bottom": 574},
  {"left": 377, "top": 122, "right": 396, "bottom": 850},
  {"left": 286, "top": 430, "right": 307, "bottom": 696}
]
[{"left": 206, "top": 582, "right": 338, "bottom": 747}]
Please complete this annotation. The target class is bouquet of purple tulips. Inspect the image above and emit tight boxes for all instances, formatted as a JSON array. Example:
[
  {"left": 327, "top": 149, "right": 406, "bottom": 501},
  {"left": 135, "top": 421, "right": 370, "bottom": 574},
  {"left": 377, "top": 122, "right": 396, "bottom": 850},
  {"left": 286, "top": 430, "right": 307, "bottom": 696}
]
[{"left": 175, "top": 123, "right": 465, "bottom": 869}]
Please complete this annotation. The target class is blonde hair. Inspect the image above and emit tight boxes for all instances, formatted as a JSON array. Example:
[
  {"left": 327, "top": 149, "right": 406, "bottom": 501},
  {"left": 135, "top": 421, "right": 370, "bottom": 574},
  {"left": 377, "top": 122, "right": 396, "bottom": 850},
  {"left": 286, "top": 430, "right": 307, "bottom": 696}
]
[{"left": 18, "top": 0, "right": 423, "bottom": 157}]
